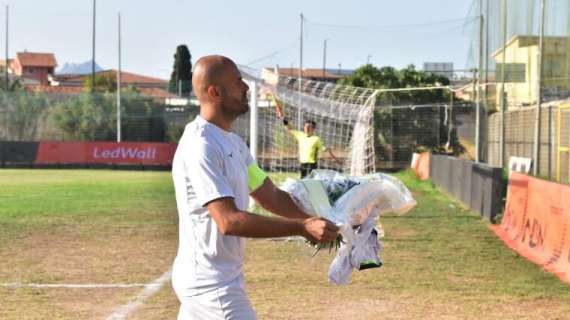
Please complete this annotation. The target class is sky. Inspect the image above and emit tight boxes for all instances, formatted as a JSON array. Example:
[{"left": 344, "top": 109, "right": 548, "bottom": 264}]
[{"left": 0, "top": 0, "right": 476, "bottom": 79}]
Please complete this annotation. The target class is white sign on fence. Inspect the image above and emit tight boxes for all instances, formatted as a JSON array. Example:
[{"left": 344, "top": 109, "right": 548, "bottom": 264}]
[{"left": 508, "top": 156, "right": 532, "bottom": 174}]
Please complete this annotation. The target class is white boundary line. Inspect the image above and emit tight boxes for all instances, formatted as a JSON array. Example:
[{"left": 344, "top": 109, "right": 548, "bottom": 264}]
[
  {"left": 105, "top": 269, "right": 172, "bottom": 320},
  {"left": 1, "top": 269, "right": 172, "bottom": 320},
  {"left": 0, "top": 283, "right": 159, "bottom": 289}
]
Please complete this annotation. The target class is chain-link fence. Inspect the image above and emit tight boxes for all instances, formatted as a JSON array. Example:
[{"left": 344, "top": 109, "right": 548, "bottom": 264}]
[
  {"left": 558, "top": 104, "right": 570, "bottom": 183},
  {"left": 464, "top": 0, "right": 570, "bottom": 180},
  {"left": 0, "top": 87, "right": 478, "bottom": 172},
  {"left": 487, "top": 104, "right": 558, "bottom": 179},
  {"left": 374, "top": 103, "right": 477, "bottom": 169},
  {"left": 0, "top": 91, "right": 198, "bottom": 143}
]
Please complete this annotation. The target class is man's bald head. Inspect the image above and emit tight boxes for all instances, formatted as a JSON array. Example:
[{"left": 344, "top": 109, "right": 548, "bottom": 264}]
[
  {"left": 192, "top": 55, "right": 250, "bottom": 124},
  {"left": 192, "top": 55, "right": 237, "bottom": 102}
]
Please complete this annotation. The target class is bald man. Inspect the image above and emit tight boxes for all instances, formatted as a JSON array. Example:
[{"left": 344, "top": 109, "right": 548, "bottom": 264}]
[{"left": 171, "top": 55, "right": 339, "bottom": 320}]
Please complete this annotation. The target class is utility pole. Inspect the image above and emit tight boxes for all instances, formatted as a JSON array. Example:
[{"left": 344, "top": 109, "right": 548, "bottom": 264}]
[
  {"left": 116, "top": 12, "right": 122, "bottom": 143},
  {"left": 485, "top": 0, "right": 490, "bottom": 103},
  {"left": 91, "top": 0, "right": 96, "bottom": 92},
  {"left": 4, "top": 5, "right": 8, "bottom": 91},
  {"left": 533, "top": 0, "right": 546, "bottom": 176},
  {"left": 298, "top": 13, "right": 303, "bottom": 128},
  {"left": 322, "top": 39, "right": 328, "bottom": 79},
  {"left": 366, "top": 55, "right": 371, "bottom": 65},
  {"left": 499, "top": 0, "right": 507, "bottom": 167},
  {"left": 476, "top": 0, "right": 484, "bottom": 162},
  {"left": 447, "top": 88, "right": 454, "bottom": 149}
]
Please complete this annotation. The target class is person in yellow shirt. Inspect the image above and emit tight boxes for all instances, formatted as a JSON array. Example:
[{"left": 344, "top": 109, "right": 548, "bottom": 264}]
[{"left": 282, "top": 118, "right": 341, "bottom": 178}]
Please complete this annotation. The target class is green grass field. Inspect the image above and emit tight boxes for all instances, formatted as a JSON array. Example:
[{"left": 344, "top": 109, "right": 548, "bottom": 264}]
[{"left": 0, "top": 169, "right": 569, "bottom": 319}]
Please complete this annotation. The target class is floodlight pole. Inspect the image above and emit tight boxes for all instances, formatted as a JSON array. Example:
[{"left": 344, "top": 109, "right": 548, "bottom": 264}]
[
  {"left": 476, "top": 1, "right": 484, "bottom": 162},
  {"left": 499, "top": 0, "right": 507, "bottom": 167},
  {"left": 91, "top": 0, "right": 96, "bottom": 92},
  {"left": 298, "top": 13, "right": 303, "bottom": 129},
  {"left": 117, "top": 13, "right": 122, "bottom": 143},
  {"left": 249, "top": 81, "right": 258, "bottom": 161},
  {"left": 322, "top": 38, "right": 328, "bottom": 79},
  {"left": 4, "top": 5, "right": 8, "bottom": 91},
  {"left": 533, "top": 0, "right": 546, "bottom": 176}
]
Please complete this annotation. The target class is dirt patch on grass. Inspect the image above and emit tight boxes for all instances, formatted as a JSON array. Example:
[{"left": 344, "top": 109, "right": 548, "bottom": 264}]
[
  {"left": 3, "top": 236, "right": 570, "bottom": 319},
  {"left": 0, "top": 222, "right": 177, "bottom": 319},
  {"left": 126, "top": 284, "right": 179, "bottom": 320},
  {"left": 0, "top": 287, "right": 140, "bottom": 319},
  {"left": 0, "top": 224, "right": 176, "bottom": 284},
  {"left": 4, "top": 169, "right": 570, "bottom": 319},
  {"left": 244, "top": 239, "right": 570, "bottom": 320}
]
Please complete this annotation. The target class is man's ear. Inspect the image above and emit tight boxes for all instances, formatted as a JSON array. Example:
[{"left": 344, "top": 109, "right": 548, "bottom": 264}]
[{"left": 207, "top": 85, "right": 221, "bottom": 99}]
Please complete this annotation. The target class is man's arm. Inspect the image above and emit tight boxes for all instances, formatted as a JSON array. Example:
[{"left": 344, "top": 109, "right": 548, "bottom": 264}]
[
  {"left": 250, "top": 177, "right": 311, "bottom": 220},
  {"left": 206, "top": 197, "right": 338, "bottom": 243},
  {"left": 326, "top": 148, "right": 343, "bottom": 166},
  {"left": 317, "top": 138, "right": 342, "bottom": 166},
  {"left": 268, "top": 93, "right": 296, "bottom": 134}
]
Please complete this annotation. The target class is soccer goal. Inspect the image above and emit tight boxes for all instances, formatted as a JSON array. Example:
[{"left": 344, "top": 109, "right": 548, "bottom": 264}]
[{"left": 239, "top": 66, "right": 378, "bottom": 182}]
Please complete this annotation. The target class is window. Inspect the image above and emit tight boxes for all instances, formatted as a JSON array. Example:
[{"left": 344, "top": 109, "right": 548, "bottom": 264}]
[
  {"left": 496, "top": 63, "right": 526, "bottom": 83},
  {"left": 543, "top": 59, "right": 562, "bottom": 78}
]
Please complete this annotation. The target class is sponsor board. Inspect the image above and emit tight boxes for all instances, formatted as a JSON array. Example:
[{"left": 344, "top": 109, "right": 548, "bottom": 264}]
[
  {"left": 491, "top": 172, "right": 570, "bottom": 283},
  {"left": 36, "top": 142, "right": 177, "bottom": 165}
]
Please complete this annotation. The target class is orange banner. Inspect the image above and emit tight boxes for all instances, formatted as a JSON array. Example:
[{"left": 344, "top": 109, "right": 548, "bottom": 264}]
[
  {"left": 490, "top": 172, "right": 570, "bottom": 283},
  {"left": 411, "top": 152, "right": 430, "bottom": 180},
  {"left": 36, "top": 141, "right": 177, "bottom": 165}
]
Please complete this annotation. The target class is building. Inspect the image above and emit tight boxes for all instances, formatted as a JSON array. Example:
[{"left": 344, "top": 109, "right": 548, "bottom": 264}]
[
  {"left": 10, "top": 52, "right": 57, "bottom": 85},
  {"left": 24, "top": 84, "right": 177, "bottom": 101},
  {"left": 492, "top": 35, "right": 570, "bottom": 109},
  {"left": 423, "top": 62, "right": 454, "bottom": 79},
  {"left": 263, "top": 67, "right": 353, "bottom": 83},
  {"left": 22, "top": 68, "right": 177, "bottom": 103},
  {"left": 50, "top": 69, "right": 168, "bottom": 89},
  {"left": 29, "top": 69, "right": 178, "bottom": 102}
]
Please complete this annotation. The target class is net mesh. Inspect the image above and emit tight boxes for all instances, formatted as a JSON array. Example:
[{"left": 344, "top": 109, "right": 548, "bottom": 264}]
[
  {"left": 240, "top": 66, "right": 377, "bottom": 180},
  {"left": 465, "top": 0, "right": 570, "bottom": 110},
  {"left": 462, "top": 0, "right": 570, "bottom": 178}
]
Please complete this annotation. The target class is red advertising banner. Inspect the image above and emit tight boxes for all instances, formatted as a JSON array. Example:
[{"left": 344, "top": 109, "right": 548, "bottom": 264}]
[
  {"left": 36, "top": 142, "right": 177, "bottom": 165},
  {"left": 490, "top": 172, "right": 570, "bottom": 283}
]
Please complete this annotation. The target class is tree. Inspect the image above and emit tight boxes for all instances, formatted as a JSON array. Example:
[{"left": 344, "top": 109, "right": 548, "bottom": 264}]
[
  {"left": 0, "top": 78, "right": 23, "bottom": 92},
  {"left": 83, "top": 73, "right": 117, "bottom": 93},
  {"left": 50, "top": 93, "right": 116, "bottom": 141},
  {"left": 168, "top": 45, "right": 193, "bottom": 96},
  {"left": 339, "top": 64, "right": 465, "bottom": 158},
  {"left": 339, "top": 64, "right": 450, "bottom": 105},
  {"left": 50, "top": 91, "right": 166, "bottom": 142},
  {"left": 0, "top": 91, "right": 49, "bottom": 141}
]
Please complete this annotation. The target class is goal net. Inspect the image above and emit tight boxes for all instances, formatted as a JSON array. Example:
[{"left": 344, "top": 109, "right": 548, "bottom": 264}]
[{"left": 239, "top": 66, "right": 377, "bottom": 182}]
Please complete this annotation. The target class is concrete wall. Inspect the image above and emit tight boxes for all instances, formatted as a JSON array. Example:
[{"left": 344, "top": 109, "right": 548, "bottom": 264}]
[{"left": 430, "top": 154, "right": 504, "bottom": 222}]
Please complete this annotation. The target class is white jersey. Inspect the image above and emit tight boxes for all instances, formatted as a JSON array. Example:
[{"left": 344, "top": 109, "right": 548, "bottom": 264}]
[{"left": 171, "top": 115, "right": 254, "bottom": 296}]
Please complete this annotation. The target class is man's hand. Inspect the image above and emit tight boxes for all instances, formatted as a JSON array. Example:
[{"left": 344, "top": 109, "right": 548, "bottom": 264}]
[
  {"left": 301, "top": 217, "right": 339, "bottom": 243},
  {"left": 326, "top": 149, "right": 342, "bottom": 167}
]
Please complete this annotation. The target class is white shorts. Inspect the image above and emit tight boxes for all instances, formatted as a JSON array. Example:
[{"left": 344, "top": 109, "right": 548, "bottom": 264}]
[{"left": 176, "top": 275, "right": 257, "bottom": 320}]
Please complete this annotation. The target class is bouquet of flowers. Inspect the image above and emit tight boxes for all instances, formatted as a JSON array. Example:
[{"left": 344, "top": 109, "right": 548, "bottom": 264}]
[{"left": 281, "top": 170, "right": 416, "bottom": 284}]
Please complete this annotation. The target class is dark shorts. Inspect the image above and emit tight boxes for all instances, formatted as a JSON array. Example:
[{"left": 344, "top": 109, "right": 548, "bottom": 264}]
[{"left": 300, "top": 162, "right": 318, "bottom": 179}]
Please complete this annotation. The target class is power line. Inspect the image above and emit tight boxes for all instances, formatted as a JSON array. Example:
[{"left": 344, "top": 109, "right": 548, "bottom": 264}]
[
  {"left": 306, "top": 16, "right": 479, "bottom": 31},
  {"left": 245, "top": 39, "right": 298, "bottom": 66}
]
